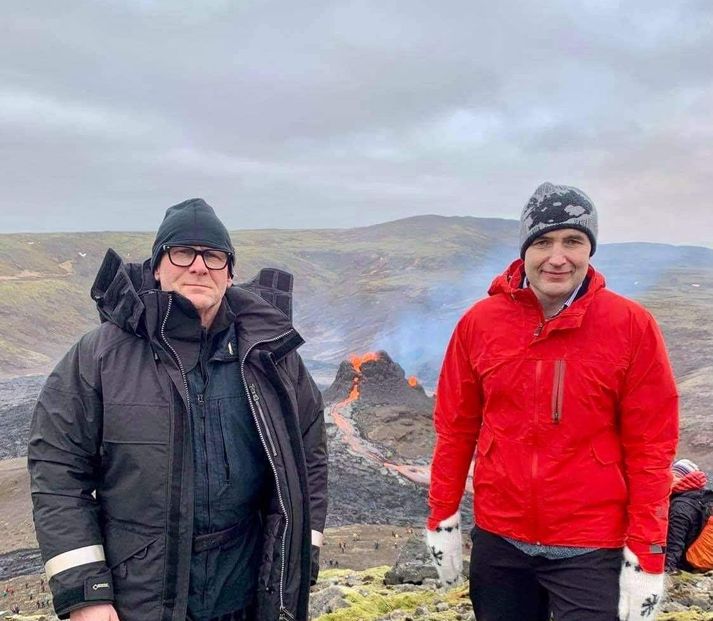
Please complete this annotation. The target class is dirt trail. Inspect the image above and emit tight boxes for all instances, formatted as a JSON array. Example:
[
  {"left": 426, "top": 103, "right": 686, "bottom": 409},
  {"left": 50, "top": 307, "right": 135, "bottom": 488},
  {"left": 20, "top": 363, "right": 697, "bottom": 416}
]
[{"left": 0, "top": 458, "right": 35, "bottom": 555}]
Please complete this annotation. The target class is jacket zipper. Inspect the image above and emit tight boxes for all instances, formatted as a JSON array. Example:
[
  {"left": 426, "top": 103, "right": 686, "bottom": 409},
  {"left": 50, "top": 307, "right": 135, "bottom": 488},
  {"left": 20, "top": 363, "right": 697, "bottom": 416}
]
[
  {"left": 159, "top": 295, "right": 191, "bottom": 413},
  {"left": 531, "top": 359, "right": 542, "bottom": 543},
  {"left": 249, "top": 384, "right": 278, "bottom": 457},
  {"left": 240, "top": 329, "right": 295, "bottom": 618},
  {"left": 158, "top": 294, "right": 200, "bottom": 605},
  {"left": 551, "top": 359, "right": 566, "bottom": 424}
]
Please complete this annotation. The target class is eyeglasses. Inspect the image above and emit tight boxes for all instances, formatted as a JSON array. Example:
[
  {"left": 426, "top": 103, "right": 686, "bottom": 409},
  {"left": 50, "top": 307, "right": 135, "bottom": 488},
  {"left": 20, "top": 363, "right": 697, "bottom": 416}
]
[{"left": 162, "top": 245, "right": 231, "bottom": 270}]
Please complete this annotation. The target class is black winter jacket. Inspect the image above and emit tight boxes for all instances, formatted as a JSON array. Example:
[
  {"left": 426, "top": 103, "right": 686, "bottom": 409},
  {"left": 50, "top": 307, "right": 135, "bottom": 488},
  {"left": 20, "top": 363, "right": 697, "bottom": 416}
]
[
  {"left": 28, "top": 250, "right": 328, "bottom": 621},
  {"left": 665, "top": 489, "right": 713, "bottom": 572}
]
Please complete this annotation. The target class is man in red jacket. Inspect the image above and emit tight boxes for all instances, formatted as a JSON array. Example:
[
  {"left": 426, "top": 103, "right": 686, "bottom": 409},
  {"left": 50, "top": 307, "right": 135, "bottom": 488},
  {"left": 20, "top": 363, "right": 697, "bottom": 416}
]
[{"left": 426, "top": 182, "right": 679, "bottom": 621}]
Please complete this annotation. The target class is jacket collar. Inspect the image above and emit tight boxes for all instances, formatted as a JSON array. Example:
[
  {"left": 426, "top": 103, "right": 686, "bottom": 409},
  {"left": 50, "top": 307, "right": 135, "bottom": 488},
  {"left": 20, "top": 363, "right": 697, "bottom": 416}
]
[
  {"left": 90, "top": 249, "right": 303, "bottom": 362},
  {"left": 488, "top": 259, "right": 606, "bottom": 334}
]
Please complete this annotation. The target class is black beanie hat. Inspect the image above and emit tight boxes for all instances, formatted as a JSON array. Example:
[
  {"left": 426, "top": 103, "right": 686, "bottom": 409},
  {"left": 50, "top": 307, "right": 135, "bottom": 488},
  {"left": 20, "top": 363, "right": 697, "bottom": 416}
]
[
  {"left": 519, "top": 182, "right": 598, "bottom": 258},
  {"left": 151, "top": 198, "right": 235, "bottom": 273}
]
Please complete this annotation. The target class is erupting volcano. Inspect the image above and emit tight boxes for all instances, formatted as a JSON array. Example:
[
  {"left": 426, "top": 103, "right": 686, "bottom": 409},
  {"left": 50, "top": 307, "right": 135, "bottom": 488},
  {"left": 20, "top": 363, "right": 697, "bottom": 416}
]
[
  {"left": 323, "top": 350, "right": 429, "bottom": 410},
  {"left": 323, "top": 349, "right": 474, "bottom": 501}
]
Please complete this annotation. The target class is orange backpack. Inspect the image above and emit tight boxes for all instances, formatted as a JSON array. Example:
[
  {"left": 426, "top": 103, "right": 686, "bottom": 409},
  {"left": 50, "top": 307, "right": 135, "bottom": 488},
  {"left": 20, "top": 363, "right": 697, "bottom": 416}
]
[{"left": 685, "top": 492, "right": 713, "bottom": 571}]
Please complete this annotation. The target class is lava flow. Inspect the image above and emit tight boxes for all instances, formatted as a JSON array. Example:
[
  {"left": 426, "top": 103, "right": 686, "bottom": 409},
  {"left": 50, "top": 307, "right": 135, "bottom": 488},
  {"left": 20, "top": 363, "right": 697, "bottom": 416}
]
[
  {"left": 328, "top": 351, "right": 473, "bottom": 493},
  {"left": 338, "top": 352, "right": 380, "bottom": 406}
]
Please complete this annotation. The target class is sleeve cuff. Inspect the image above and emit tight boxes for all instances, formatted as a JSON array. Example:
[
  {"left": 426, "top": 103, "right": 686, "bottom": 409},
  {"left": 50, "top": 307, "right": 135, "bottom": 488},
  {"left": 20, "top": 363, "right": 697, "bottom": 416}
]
[
  {"left": 626, "top": 541, "right": 666, "bottom": 573},
  {"left": 53, "top": 570, "right": 114, "bottom": 617}
]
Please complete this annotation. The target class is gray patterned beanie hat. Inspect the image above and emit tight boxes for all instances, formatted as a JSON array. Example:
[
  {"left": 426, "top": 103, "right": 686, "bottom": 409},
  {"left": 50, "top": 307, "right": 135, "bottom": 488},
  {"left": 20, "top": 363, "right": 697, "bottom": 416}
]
[{"left": 519, "top": 182, "right": 598, "bottom": 258}]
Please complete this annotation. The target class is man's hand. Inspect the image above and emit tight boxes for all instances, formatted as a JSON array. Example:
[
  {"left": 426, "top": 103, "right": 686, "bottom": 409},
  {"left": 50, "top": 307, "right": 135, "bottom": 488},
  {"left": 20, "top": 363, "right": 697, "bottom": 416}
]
[
  {"left": 425, "top": 511, "right": 463, "bottom": 587},
  {"left": 70, "top": 603, "right": 120, "bottom": 621},
  {"left": 618, "top": 547, "right": 664, "bottom": 620}
]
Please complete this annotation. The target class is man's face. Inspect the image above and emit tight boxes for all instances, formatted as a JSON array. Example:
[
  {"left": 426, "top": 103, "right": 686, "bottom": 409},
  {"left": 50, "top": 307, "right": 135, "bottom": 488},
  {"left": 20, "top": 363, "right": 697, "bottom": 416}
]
[
  {"left": 523, "top": 228, "right": 591, "bottom": 306},
  {"left": 154, "top": 246, "right": 232, "bottom": 323}
]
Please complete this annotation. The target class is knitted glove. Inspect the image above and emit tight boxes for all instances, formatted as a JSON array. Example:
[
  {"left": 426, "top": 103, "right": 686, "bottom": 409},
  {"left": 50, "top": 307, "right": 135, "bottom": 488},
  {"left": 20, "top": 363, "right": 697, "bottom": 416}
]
[
  {"left": 425, "top": 512, "right": 463, "bottom": 587},
  {"left": 618, "top": 546, "right": 665, "bottom": 620}
]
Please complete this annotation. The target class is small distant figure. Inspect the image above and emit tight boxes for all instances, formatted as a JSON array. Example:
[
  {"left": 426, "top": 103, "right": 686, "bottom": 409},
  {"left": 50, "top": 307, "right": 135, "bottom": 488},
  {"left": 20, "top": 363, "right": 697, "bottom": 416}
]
[
  {"left": 11, "top": 604, "right": 20, "bottom": 614},
  {"left": 352, "top": 532, "right": 359, "bottom": 542},
  {"left": 374, "top": 541, "right": 380, "bottom": 550},
  {"left": 665, "top": 459, "right": 713, "bottom": 572}
]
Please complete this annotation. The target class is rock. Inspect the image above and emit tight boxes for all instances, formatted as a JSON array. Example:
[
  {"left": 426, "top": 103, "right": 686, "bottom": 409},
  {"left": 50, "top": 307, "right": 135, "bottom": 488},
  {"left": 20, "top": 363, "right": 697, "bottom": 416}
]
[
  {"left": 308, "top": 585, "right": 349, "bottom": 618},
  {"left": 383, "top": 536, "right": 438, "bottom": 585}
]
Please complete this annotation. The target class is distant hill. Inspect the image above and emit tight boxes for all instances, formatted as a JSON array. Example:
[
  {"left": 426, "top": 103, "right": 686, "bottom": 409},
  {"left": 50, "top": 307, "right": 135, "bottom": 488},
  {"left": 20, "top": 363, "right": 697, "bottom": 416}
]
[{"left": 1, "top": 215, "right": 711, "bottom": 467}]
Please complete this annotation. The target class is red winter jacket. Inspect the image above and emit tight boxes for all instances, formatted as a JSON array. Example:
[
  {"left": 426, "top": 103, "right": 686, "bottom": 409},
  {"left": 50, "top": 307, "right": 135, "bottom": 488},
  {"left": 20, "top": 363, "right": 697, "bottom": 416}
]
[{"left": 428, "top": 260, "right": 679, "bottom": 573}]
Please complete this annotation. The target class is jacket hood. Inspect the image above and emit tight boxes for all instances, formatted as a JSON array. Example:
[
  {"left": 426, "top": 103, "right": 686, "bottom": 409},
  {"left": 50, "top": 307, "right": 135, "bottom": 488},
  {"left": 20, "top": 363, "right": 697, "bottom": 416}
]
[
  {"left": 487, "top": 258, "right": 606, "bottom": 300},
  {"left": 90, "top": 249, "right": 300, "bottom": 356},
  {"left": 91, "top": 248, "right": 155, "bottom": 337}
]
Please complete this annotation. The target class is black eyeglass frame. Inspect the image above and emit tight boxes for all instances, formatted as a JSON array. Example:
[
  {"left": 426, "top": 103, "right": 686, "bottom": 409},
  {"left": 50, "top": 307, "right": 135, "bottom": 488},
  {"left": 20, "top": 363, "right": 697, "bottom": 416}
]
[{"left": 162, "top": 245, "right": 232, "bottom": 270}]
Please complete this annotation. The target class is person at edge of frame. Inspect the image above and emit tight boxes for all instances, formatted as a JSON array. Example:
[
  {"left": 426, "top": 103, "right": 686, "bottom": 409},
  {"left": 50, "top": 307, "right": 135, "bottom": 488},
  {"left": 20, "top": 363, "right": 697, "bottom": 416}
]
[
  {"left": 28, "top": 198, "right": 328, "bottom": 621},
  {"left": 665, "top": 458, "right": 713, "bottom": 573},
  {"left": 425, "top": 182, "right": 679, "bottom": 621}
]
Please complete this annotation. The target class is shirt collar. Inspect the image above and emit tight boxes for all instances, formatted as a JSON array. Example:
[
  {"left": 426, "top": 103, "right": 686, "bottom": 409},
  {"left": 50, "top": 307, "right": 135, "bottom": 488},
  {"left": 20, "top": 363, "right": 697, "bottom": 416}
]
[{"left": 522, "top": 277, "right": 585, "bottom": 317}]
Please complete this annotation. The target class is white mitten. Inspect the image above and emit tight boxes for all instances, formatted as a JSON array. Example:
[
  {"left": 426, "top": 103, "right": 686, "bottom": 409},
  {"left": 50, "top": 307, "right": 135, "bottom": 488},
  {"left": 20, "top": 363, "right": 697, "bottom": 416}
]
[
  {"left": 618, "top": 546, "right": 665, "bottom": 620},
  {"left": 425, "top": 512, "right": 463, "bottom": 587}
]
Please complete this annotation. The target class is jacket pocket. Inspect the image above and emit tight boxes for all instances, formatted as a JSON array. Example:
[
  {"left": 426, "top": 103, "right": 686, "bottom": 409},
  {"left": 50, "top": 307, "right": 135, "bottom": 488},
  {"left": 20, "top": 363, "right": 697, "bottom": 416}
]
[
  {"left": 590, "top": 433, "right": 627, "bottom": 502},
  {"left": 103, "top": 404, "right": 169, "bottom": 444},
  {"left": 103, "top": 522, "right": 163, "bottom": 616},
  {"left": 590, "top": 433, "right": 623, "bottom": 465},
  {"left": 551, "top": 359, "right": 566, "bottom": 424}
]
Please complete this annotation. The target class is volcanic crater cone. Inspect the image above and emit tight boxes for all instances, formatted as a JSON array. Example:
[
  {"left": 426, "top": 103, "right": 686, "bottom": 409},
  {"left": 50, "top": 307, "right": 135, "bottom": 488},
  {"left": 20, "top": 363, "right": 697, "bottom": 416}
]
[{"left": 324, "top": 351, "right": 435, "bottom": 461}]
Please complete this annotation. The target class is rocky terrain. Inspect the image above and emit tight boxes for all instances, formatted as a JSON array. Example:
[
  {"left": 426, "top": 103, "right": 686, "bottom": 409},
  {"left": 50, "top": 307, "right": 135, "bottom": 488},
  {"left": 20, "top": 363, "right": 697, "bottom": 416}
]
[
  {"left": 0, "top": 378, "right": 44, "bottom": 462},
  {"left": 308, "top": 554, "right": 713, "bottom": 621}
]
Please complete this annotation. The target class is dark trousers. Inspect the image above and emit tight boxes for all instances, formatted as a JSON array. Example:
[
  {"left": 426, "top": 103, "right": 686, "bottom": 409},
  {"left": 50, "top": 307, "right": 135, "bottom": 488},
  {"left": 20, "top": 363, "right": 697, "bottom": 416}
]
[{"left": 469, "top": 527, "right": 622, "bottom": 621}]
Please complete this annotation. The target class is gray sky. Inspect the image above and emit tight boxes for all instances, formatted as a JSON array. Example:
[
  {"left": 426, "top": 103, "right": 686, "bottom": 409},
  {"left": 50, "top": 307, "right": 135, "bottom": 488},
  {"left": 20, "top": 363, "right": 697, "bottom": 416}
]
[{"left": 2, "top": 0, "right": 712, "bottom": 246}]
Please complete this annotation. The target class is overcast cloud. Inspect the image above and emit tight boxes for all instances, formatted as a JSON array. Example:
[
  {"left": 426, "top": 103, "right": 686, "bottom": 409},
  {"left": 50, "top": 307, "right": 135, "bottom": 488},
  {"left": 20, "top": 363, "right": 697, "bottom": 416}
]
[{"left": 2, "top": 0, "right": 712, "bottom": 246}]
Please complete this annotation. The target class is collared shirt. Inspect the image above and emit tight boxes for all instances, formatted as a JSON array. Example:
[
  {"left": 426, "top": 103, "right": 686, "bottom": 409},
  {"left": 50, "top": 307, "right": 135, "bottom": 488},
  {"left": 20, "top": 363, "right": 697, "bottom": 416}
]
[{"left": 522, "top": 277, "right": 585, "bottom": 318}]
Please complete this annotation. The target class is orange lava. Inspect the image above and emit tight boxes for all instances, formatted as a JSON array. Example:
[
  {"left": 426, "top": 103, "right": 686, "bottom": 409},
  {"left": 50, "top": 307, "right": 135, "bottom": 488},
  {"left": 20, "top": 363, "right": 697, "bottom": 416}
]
[
  {"left": 349, "top": 351, "right": 380, "bottom": 373},
  {"left": 335, "top": 352, "right": 381, "bottom": 407},
  {"left": 407, "top": 376, "right": 419, "bottom": 387}
]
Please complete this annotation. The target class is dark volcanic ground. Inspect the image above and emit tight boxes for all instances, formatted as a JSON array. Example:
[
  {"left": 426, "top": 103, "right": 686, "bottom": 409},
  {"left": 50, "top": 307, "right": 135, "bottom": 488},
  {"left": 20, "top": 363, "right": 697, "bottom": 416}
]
[{"left": 0, "top": 375, "right": 44, "bottom": 461}]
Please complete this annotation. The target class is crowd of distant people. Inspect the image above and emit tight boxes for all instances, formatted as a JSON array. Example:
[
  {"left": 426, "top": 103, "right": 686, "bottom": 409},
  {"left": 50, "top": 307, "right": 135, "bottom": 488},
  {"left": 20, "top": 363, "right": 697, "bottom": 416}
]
[{"left": 1, "top": 577, "right": 52, "bottom": 616}]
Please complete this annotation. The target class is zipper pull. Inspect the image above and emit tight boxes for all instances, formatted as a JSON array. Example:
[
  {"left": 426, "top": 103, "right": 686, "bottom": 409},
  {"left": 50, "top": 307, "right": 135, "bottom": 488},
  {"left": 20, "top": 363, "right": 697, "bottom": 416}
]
[
  {"left": 533, "top": 323, "right": 543, "bottom": 337},
  {"left": 552, "top": 410, "right": 561, "bottom": 424},
  {"left": 249, "top": 384, "right": 260, "bottom": 402}
]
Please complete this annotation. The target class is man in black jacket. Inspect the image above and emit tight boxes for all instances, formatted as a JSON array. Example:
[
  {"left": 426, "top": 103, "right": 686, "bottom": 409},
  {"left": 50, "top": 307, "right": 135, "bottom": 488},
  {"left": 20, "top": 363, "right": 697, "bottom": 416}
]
[
  {"left": 665, "top": 459, "right": 711, "bottom": 572},
  {"left": 29, "top": 199, "right": 328, "bottom": 621}
]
